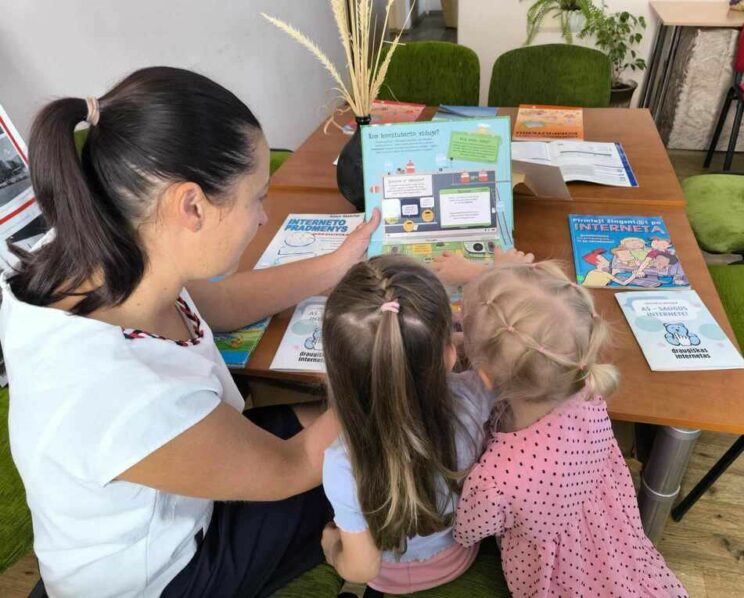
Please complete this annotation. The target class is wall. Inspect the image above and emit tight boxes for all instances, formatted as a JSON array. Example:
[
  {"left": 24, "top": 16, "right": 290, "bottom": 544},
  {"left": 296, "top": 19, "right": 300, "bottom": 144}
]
[
  {"left": 0, "top": 0, "right": 347, "bottom": 149},
  {"left": 459, "top": 0, "right": 725, "bottom": 105}
]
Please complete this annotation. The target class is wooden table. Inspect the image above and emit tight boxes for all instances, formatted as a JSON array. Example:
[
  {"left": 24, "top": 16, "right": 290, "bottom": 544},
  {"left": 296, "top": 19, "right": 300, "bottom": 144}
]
[
  {"left": 272, "top": 107, "right": 686, "bottom": 206},
  {"left": 641, "top": 2, "right": 744, "bottom": 121},
  {"left": 237, "top": 108, "right": 744, "bottom": 543}
]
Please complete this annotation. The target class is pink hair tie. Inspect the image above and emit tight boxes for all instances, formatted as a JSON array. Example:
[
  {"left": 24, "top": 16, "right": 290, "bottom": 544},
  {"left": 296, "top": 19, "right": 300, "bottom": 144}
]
[
  {"left": 380, "top": 301, "right": 400, "bottom": 314},
  {"left": 591, "top": 312, "right": 599, "bottom": 319},
  {"left": 578, "top": 361, "right": 586, "bottom": 371},
  {"left": 85, "top": 96, "right": 100, "bottom": 126},
  {"left": 537, "top": 346, "right": 545, "bottom": 354},
  {"left": 570, "top": 282, "right": 580, "bottom": 289},
  {"left": 506, "top": 325, "right": 515, "bottom": 333}
]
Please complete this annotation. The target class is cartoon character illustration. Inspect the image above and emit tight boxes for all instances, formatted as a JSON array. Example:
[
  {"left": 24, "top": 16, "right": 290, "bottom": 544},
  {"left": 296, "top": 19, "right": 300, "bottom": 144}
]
[
  {"left": 664, "top": 323, "right": 700, "bottom": 347},
  {"left": 619, "top": 236, "right": 650, "bottom": 262},
  {"left": 646, "top": 252, "right": 688, "bottom": 286},
  {"left": 304, "top": 327, "right": 323, "bottom": 351},
  {"left": 581, "top": 248, "right": 630, "bottom": 287},
  {"left": 610, "top": 246, "right": 661, "bottom": 288},
  {"left": 648, "top": 236, "right": 675, "bottom": 256}
]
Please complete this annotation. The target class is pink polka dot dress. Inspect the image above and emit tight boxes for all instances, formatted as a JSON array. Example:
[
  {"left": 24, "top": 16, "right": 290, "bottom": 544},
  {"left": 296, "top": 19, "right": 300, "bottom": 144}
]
[{"left": 453, "top": 391, "right": 687, "bottom": 597}]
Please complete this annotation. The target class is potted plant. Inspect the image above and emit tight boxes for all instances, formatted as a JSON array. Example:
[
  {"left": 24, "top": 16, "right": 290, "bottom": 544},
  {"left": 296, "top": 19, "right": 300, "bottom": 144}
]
[
  {"left": 523, "top": 0, "right": 598, "bottom": 45},
  {"left": 262, "top": 1, "right": 408, "bottom": 210},
  {"left": 580, "top": 9, "right": 647, "bottom": 107}
]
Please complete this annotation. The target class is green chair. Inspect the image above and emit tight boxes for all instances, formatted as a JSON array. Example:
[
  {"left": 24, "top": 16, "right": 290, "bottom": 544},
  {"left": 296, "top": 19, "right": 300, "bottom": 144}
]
[
  {"left": 377, "top": 41, "right": 480, "bottom": 106},
  {"left": 683, "top": 174, "right": 744, "bottom": 255},
  {"left": 270, "top": 562, "right": 344, "bottom": 597},
  {"left": 270, "top": 150, "right": 292, "bottom": 176},
  {"left": 368, "top": 537, "right": 509, "bottom": 597},
  {"left": 488, "top": 44, "right": 611, "bottom": 107},
  {"left": 0, "top": 387, "right": 33, "bottom": 574}
]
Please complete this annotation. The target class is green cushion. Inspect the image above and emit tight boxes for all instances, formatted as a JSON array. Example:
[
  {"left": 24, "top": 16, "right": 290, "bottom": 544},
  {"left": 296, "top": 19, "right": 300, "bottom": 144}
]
[
  {"left": 270, "top": 562, "right": 344, "bottom": 597},
  {"left": 0, "top": 387, "right": 33, "bottom": 573},
  {"left": 684, "top": 175, "right": 744, "bottom": 254},
  {"left": 488, "top": 44, "right": 611, "bottom": 107},
  {"left": 270, "top": 150, "right": 292, "bottom": 176},
  {"left": 378, "top": 41, "right": 480, "bottom": 106},
  {"left": 383, "top": 538, "right": 509, "bottom": 597},
  {"left": 709, "top": 265, "right": 744, "bottom": 349}
]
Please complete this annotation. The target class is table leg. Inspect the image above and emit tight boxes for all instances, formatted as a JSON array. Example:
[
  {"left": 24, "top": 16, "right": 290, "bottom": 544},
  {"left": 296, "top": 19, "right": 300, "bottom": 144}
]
[
  {"left": 652, "top": 25, "right": 682, "bottom": 123},
  {"left": 640, "top": 23, "right": 667, "bottom": 109},
  {"left": 638, "top": 426, "right": 701, "bottom": 544}
]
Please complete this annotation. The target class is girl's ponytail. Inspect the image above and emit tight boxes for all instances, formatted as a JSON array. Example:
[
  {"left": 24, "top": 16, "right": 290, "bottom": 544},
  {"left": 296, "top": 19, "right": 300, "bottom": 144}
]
[
  {"left": 323, "top": 256, "right": 459, "bottom": 554},
  {"left": 15, "top": 97, "right": 145, "bottom": 314}
]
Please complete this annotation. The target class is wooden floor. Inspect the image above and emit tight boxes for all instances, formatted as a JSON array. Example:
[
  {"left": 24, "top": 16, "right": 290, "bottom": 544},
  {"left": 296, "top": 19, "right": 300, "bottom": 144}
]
[{"left": 1, "top": 152, "right": 742, "bottom": 598}]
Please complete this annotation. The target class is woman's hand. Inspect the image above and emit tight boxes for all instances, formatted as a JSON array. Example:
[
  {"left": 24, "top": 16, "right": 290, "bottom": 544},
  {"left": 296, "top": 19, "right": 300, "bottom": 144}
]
[{"left": 334, "top": 208, "right": 381, "bottom": 269}]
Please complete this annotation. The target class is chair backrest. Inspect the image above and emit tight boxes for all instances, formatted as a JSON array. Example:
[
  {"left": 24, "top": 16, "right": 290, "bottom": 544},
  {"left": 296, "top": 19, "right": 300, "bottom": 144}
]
[
  {"left": 488, "top": 44, "right": 611, "bottom": 108},
  {"left": 734, "top": 27, "right": 744, "bottom": 74},
  {"left": 377, "top": 41, "right": 480, "bottom": 106},
  {"left": 0, "top": 388, "right": 33, "bottom": 574}
]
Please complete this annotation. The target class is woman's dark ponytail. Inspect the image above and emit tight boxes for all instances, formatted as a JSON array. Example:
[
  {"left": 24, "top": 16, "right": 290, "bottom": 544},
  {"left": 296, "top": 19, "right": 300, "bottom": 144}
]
[
  {"left": 9, "top": 66, "right": 262, "bottom": 315},
  {"left": 14, "top": 97, "right": 145, "bottom": 314}
]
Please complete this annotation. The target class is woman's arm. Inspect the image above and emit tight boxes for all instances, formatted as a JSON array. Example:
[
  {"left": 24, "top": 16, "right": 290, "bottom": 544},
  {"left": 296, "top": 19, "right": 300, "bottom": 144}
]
[
  {"left": 118, "top": 404, "right": 338, "bottom": 501},
  {"left": 321, "top": 524, "right": 382, "bottom": 584},
  {"left": 188, "top": 210, "right": 380, "bottom": 332}
]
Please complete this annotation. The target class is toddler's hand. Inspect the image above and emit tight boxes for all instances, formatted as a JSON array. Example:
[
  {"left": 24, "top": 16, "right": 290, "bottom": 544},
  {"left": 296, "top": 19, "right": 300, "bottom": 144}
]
[
  {"left": 493, "top": 247, "right": 535, "bottom": 265},
  {"left": 431, "top": 252, "right": 487, "bottom": 286}
]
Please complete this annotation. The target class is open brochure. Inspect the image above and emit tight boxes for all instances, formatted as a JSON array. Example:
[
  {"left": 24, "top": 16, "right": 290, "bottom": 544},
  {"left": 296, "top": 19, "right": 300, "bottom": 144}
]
[
  {"left": 569, "top": 215, "right": 689, "bottom": 290},
  {"left": 361, "top": 117, "right": 514, "bottom": 258},
  {"left": 270, "top": 296, "right": 326, "bottom": 373},
  {"left": 616, "top": 290, "right": 744, "bottom": 371},
  {"left": 512, "top": 141, "right": 637, "bottom": 188},
  {"left": 513, "top": 105, "right": 584, "bottom": 141},
  {"left": 255, "top": 213, "right": 363, "bottom": 269}
]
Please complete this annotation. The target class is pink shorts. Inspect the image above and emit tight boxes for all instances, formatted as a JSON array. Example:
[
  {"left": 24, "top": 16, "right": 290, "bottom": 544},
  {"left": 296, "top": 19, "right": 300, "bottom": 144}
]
[{"left": 368, "top": 542, "right": 478, "bottom": 595}]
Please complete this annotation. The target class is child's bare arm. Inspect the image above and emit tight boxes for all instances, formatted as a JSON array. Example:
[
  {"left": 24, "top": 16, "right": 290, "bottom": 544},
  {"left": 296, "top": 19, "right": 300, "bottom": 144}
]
[
  {"left": 321, "top": 523, "right": 382, "bottom": 584},
  {"left": 432, "top": 248, "right": 535, "bottom": 287}
]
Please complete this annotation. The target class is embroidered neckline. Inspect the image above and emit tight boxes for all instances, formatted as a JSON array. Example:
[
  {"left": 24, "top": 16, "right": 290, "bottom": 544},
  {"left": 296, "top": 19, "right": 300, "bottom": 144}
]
[{"left": 122, "top": 297, "right": 204, "bottom": 347}]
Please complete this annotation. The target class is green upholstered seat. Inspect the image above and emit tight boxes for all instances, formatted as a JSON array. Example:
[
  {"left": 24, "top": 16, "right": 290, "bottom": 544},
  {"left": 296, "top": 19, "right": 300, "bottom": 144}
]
[
  {"left": 269, "top": 563, "right": 344, "bottom": 597},
  {"left": 377, "top": 41, "right": 480, "bottom": 106},
  {"left": 270, "top": 150, "right": 292, "bottom": 176},
  {"left": 0, "top": 387, "right": 33, "bottom": 573},
  {"left": 377, "top": 538, "right": 509, "bottom": 597},
  {"left": 709, "top": 265, "right": 744, "bottom": 348},
  {"left": 684, "top": 175, "right": 744, "bottom": 254},
  {"left": 488, "top": 44, "right": 611, "bottom": 107}
]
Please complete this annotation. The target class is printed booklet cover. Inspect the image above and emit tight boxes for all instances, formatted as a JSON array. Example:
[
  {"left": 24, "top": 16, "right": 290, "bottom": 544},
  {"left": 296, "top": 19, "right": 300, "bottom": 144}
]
[
  {"left": 432, "top": 105, "right": 500, "bottom": 122},
  {"left": 513, "top": 105, "right": 584, "bottom": 141},
  {"left": 343, "top": 99, "right": 425, "bottom": 134},
  {"left": 215, "top": 318, "right": 271, "bottom": 369},
  {"left": 255, "top": 213, "right": 363, "bottom": 269},
  {"left": 569, "top": 215, "right": 689, "bottom": 290},
  {"left": 361, "top": 117, "right": 514, "bottom": 257},
  {"left": 616, "top": 290, "right": 744, "bottom": 371},
  {"left": 270, "top": 296, "right": 326, "bottom": 373}
]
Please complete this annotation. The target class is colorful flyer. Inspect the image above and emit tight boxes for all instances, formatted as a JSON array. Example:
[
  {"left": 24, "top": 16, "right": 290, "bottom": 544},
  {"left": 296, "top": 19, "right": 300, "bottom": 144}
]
[
  {"left": 361, "top": 117, "right": 513, "bottom": 257},
  {"left": 270, "top": 297, "right": 327, "bottom": 373},
  {"left": 513, "top": 105, "right": 584, "bottom": 141},
  {"left": 214, "top": 318, "right": 271, "bottom": 369}
]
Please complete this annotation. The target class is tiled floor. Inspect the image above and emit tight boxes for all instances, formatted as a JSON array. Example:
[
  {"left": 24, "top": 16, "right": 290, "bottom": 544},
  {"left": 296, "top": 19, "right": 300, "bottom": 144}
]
[{"left": 390, "top": 11, "right": 456, "bottom": 44}]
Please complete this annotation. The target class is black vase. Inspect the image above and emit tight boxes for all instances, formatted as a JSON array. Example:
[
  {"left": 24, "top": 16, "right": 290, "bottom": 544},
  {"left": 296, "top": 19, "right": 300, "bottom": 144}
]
[{"left": 336, "top": 115, "right": 371, "bottom": 211}]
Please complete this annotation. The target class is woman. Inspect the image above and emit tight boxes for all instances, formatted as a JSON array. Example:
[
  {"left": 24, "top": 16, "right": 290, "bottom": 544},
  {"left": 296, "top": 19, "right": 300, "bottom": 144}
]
[{"left": 0, "top": 66, "right": 379, "bottom": 597}]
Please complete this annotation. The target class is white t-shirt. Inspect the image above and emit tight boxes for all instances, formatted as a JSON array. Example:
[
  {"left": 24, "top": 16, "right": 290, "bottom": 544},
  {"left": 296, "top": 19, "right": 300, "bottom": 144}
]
[{"left": 0, "top": 274, "right": 244, "bottom": 597}]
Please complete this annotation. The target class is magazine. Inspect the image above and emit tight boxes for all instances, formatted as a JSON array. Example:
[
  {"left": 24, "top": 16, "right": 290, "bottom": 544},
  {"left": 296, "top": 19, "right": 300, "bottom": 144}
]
[
  {"left": 255, "top": 213, "right": 364, "bottom": 269},
  {"left": 0, "top": 105, "right": 47, "bottom": 271},
  {"left": 513, "top": 105, "right": 584, "bottom": 141},
  {"left": 512, "top": 141, "right": 637, "bottom": 187},
  {"left": 361, "top": 117, "right": 514, "bottom": 258},
  {"left": 432, "top": 105, "right": 500, "bottom": 121},
  {"left": 616, "top": 290, "right": 744, "bottom": 371},
  {"left": 342, "top": 100, "right": 426, "bottom": 134},
  {"left": 569, "top": 215, "right": 688, "bottom": 290},
  {"left": 214, "top": 318, "right": 271, "bottom": 369},
  {"left": 270, "top": 296, "right": 326, "bottom": 373}
]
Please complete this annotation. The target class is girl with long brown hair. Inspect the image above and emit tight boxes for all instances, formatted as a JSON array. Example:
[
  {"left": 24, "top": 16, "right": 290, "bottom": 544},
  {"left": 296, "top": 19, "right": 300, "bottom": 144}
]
[{"left": 319, "top": 254, "right": 499, "bottom": 594}]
